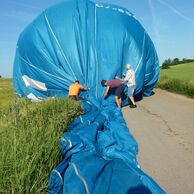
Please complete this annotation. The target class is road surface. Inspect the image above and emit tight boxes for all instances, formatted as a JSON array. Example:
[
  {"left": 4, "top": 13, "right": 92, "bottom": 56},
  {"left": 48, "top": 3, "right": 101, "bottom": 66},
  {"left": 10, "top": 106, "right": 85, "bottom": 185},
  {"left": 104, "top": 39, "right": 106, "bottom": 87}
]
[{"left": 122, "top": 88, "right": 194, "bottom": 194}]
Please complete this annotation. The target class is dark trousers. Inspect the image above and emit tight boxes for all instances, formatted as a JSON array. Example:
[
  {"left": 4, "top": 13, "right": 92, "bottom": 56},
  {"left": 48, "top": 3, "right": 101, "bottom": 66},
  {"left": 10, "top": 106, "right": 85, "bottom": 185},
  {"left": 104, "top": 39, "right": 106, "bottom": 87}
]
[{"left": 69, "top": 95, "right": 79, "bottom": 100}]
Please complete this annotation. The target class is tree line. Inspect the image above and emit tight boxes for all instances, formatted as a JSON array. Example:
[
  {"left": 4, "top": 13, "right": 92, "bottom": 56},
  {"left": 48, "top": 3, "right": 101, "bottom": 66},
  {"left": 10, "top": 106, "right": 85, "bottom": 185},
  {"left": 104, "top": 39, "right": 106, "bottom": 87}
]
[{"left": 161, "top": 58, "right": 194, "bottom": 69}]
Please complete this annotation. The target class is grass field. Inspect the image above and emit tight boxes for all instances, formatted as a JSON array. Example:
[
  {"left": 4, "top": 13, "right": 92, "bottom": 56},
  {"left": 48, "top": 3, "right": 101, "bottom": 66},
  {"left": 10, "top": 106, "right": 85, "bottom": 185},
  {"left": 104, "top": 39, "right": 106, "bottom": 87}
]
[
  {"left": 0, "top": 78, "right": 83, "bottom": 193},
  {"left": 160, "top": 62, "right": 194, "bottom": 82},
  {"left": 158, "top": 62, "right": 194, "bottom": 98},
  {"left": 0, "top": 78, "right": 15, "bottom": 108}
]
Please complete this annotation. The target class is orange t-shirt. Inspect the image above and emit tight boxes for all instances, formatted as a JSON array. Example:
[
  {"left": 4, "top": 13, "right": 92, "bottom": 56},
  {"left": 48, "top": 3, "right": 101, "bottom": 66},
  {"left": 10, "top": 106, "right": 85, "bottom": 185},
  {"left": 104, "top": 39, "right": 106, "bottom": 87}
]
[{"left": 68, "top": 83, "right": 84, "bottom": 96}]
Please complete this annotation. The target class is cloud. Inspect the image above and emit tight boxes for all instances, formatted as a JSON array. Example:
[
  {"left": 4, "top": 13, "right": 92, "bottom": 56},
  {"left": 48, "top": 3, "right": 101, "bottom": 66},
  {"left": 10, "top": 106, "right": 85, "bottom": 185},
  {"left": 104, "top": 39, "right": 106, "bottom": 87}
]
[
  {"left": 0, "top": 1, "right": 42, "bottom": 22},
  {"left": 190, "top": 24, "right": 194, "bottom": 42},
  {"left": 156, "top": 0, "right": 194, "bottom": 24},
  {"left": 2, "top": 11, "right": 38, "bottom": 22},
  {"left": 148, "top": 0, "right": 161, "bottom": 43},
  {"left": 6, "top": 0, "right": 41, "bottom": 11}
]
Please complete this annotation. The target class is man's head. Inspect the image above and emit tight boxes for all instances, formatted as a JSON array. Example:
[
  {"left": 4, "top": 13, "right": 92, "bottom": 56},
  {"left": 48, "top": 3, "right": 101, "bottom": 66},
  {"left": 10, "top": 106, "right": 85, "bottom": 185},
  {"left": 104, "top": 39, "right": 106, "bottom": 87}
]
[
  {"left": 126, "top": 64, "right": 131, "bottom": 70},
  {"left": 101, "top": 80, "right": 107, "bottom": 86},
  {"left": 75, "top": 80, "right": 80, "bottom": 84}
]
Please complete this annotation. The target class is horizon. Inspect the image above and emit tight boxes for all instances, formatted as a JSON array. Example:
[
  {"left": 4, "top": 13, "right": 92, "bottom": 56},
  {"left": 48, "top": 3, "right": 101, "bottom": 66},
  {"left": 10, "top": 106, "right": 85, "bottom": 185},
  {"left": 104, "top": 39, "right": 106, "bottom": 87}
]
[{"left": 0, "top": 0, "right": 194, "bottom": 78}]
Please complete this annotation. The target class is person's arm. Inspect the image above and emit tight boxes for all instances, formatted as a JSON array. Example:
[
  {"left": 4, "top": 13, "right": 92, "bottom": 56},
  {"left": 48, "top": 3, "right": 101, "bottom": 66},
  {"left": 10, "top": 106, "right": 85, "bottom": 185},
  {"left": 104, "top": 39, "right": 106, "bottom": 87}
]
[
  {"left": 123, "top": 71, "right": 130, "bottom": 82},
  {"left": 132, "top": 70, "right": 135, "bottom": 81},
  {"left": 79, "top": 85, "right": 90, "bottom": 91},
  {"left": 104, "top": 86, "right": 110, "bottom": 98},
  {"left": 115, "top": 76, "right": 124, "bottom": 82},
  {"left": 83, "top": 87, "right": 90, "bottom": 91}
]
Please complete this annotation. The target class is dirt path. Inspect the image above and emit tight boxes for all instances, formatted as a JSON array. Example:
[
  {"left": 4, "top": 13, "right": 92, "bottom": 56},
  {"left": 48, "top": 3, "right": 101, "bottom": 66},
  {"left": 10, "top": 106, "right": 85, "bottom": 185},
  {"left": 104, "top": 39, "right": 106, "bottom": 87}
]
[{"left": 122, "top": 88, "right": 194, "bottom": 194}]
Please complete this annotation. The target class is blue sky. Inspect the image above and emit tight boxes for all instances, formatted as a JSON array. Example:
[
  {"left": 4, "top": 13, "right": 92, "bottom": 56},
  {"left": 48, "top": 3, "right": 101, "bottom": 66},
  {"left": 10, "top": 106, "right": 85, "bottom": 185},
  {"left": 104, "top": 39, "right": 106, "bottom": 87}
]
[{"left": 0, "top": 0, "right": 194, "bottom": 77}]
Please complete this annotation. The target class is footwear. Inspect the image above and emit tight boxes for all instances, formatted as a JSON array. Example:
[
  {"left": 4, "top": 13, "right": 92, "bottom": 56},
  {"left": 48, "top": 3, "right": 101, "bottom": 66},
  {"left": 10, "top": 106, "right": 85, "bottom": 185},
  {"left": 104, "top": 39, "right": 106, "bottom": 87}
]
[{"left": 130, "top": 104, "right": 137, "bottom": 108}]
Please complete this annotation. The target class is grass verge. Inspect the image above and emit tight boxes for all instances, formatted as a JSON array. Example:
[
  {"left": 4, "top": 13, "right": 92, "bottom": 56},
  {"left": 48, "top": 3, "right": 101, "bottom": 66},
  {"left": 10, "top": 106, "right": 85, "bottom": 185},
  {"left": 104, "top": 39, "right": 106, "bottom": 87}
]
[
  {"left": 0, "top": 97, "right": 83, "bottom": 194},
  {"left": 157, "top": 75, "right": 194, "bottom": 98}
]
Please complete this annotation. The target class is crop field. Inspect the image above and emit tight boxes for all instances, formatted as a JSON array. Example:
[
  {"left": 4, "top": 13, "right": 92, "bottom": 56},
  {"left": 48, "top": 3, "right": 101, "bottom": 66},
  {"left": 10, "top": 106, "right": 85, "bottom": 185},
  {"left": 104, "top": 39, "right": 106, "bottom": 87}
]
[
  {"left": 0, "top": 78, "right": 83, "bottom": 193},
  {"left": 158, "top": 62, "right": 194, "bottom": 98}
]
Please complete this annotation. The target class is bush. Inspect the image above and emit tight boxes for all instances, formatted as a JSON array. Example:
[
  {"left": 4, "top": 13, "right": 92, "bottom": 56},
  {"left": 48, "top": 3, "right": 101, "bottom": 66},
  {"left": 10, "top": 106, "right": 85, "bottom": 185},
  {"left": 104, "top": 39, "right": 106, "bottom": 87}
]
[
  {"left": 161, "top": 62, "right": 170, "bottom": 69},
  {"left": 157, "top": 76, "right": 194, "bottom": 98},
  {"left": 161, "top": 58, "right": 194, "bottom": 67},
  {"left": 0, "top": 98, "right": 83, "bottom": 194},
  {"left": 161, "top": 59, "right": 171, "bottom": 69}
]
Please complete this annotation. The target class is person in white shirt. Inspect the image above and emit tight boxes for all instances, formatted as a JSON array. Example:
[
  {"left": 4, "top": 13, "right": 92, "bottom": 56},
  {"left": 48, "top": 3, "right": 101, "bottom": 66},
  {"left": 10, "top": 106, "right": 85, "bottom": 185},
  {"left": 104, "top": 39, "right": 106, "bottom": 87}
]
[{"left": 123, "top": 64, "right": 137, "bottom": 108}]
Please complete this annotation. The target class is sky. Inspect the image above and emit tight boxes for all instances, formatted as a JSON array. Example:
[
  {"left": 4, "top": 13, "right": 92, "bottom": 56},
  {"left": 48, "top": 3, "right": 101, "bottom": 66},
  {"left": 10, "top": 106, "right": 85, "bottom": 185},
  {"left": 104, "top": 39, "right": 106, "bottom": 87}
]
[{"left": 0, "top": 0, "right": 194, "bottom": 78}]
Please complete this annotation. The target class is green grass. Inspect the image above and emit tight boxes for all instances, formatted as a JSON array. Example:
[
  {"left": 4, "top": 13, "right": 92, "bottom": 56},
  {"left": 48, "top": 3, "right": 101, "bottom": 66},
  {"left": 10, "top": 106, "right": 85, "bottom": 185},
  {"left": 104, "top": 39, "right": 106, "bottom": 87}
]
[
  {"left": 0, "top": 79, "right": 83, "bottom": 193},
  {"left": 158, "top": 62, "right": 194, "bottom": 98},
  {"left": 0, "top": 78, "right": 15, "bottom": 108},
  {"left": 160, "top": 62, "right": 194, "bottom": 82}
]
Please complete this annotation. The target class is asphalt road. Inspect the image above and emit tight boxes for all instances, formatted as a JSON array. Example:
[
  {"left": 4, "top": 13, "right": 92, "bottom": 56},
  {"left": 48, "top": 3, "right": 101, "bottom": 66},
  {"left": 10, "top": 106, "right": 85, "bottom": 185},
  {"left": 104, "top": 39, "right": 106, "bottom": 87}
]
[{"left": 122, "top": 88, "right": 194, "bottom": 194}]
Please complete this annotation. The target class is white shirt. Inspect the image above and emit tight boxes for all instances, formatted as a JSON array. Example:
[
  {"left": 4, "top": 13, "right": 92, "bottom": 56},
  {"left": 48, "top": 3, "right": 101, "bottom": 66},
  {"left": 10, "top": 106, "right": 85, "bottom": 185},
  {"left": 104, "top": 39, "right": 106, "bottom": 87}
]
[{"left": 124, "top": 69, "right": 136, "bottom": 87}]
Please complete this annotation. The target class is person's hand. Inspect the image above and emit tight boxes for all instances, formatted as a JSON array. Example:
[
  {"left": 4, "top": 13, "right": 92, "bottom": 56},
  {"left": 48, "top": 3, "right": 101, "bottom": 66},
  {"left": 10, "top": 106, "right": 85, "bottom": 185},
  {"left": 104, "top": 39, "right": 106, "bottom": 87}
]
[{"left": 122, "top": 73, "right": 126, "bottom": 77}]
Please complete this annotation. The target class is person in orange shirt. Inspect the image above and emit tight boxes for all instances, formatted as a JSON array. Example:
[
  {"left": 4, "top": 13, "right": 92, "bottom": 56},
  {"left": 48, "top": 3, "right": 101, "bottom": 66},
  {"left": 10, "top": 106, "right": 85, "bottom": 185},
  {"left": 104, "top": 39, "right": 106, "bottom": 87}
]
[{"left": 68, "top": 80, "right": 90, "bottom": 100}]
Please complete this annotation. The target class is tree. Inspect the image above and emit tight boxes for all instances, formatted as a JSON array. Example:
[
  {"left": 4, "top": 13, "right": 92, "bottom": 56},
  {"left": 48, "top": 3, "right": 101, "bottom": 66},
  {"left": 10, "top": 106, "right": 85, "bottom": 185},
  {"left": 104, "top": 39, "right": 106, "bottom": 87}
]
[
  {"left": 161, "top": 59, "right": 171, "bottom": 69},
  {"left": 172, "top": 58, "right": 179, "bottom": 65}
]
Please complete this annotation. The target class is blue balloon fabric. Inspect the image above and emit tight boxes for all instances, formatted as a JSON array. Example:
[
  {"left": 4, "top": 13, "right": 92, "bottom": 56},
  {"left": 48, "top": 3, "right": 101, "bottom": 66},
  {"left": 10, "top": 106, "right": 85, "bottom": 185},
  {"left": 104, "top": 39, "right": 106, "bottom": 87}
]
[
  {"left": 48, "top": 98, "right": 165, "bottom": 194},
  {"left": 13, "top": 0, "right": 165, "bottom": 193},
  {"left": 13, "top": 0, "right": 159, "bottom": 100}
]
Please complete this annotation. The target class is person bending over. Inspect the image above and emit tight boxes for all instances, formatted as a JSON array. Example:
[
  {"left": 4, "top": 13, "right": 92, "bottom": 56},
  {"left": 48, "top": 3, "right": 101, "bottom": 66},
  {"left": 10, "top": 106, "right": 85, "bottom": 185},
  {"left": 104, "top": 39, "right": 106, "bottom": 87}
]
[
  {"left": 101, "top": 78, "right": 125, "bottom": 108},
  {"left": 68, "top": 80, "right": 89, "bottom": 100}
]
